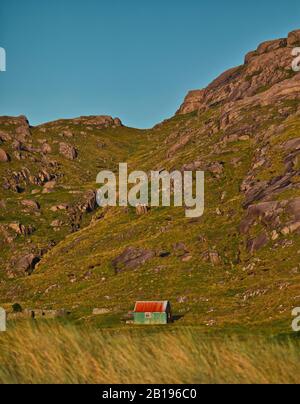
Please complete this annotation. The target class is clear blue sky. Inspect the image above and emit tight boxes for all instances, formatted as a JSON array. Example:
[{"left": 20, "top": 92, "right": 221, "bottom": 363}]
[{"left": 1, "top": 0, "right": 300, "bottom": 128}]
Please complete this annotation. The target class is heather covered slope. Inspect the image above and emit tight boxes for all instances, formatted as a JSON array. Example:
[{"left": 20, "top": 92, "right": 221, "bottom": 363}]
[{"left": 1, "top": 30, "right": 300, "bottom": 335}]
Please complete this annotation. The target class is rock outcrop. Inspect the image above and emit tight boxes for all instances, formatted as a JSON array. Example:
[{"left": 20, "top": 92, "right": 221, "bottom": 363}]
[
  {"left": 8, "top": 222, "right": 35, "bottom": 236},
  {"left": 0, "top": 130, "right": 12, "bottom": 142},
  {"left": 112, "top": 247, "right": 155, "bottom": 273},
  {"left": 0, "top": 116, "right": 31, "bottom": 141},
  {"left": 59, "top": 142, "right": 78, "bottom": 160},
  {"left": 36, "top": 115, "right": 122, "bottom": 132},
  {"left": 21, "top": 199, "right": 40, "bottom": 211},
  {"left": 8, "top": 253, "right": 40, "bottom": 278},
  {"left": 177, "top": 30, "right": 300, "bottom": 115},
  {"left": 72, "top": 115, "right": 122, "bottom": 128},
  {"left": 0, "top": 148, "right": 10, "bottom": 162},
  {"left": 2, "top": 168, "right": 56, "bottom": 193}
]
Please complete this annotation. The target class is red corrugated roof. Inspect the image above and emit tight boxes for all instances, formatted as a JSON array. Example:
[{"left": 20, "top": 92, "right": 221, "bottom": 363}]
[{"left": 134, "top": 301, "right": 169, "bottom": 313}]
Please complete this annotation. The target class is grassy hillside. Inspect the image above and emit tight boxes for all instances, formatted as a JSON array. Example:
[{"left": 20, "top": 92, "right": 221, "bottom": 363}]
[
  {"left": 2, "top": 31, "right": 300, "bottom": 340},
  {"left": 1, "top": 99, "right": 300, "bottom": 336}
]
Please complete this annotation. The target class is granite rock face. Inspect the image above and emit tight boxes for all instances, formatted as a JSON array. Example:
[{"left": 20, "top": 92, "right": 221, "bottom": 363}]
[{"left": 177, "top": 30, "right": 300, "bottom": 115}]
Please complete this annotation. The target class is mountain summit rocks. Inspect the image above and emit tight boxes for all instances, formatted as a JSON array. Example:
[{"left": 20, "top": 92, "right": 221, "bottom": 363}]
[
  {"left": 71, "top": 115, "right": 122, "bottom": 128},
  {"left": 177, "top": 29, "right": 300, "bottom": 115},
  {"left": 36, "top": 115, "right": 123, "bottom": 132}
]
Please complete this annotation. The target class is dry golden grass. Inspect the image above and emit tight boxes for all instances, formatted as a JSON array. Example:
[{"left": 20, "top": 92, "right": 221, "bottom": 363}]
[{"left": 0, "top": 322, "right": 299, "bottom": 384}]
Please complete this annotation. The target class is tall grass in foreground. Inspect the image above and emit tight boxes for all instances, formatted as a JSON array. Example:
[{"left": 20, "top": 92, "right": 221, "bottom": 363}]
[{"left": 0, "top": 322, "right": 299, "bottom": 384}]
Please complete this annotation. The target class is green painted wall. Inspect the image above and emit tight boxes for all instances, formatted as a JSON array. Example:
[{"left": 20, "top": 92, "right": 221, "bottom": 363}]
[{"left": 133, "top": 312, "right": 168, "bottom": 325}]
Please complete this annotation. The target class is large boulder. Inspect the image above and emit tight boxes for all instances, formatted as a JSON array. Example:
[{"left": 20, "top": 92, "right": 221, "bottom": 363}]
[
  {"left": 202, "top": 251, "right": 222, "bottom": 266},
  {"left": 287, "top": 29, "right": 300, "bottom": 46},
  {"left": 59, "top": 142, "right": 77, "bottom": 160},
  {"left": 50, "top": 204, "right": 69, "bottom": 212},
  {"left": 21, "top": 200, "right": 40, "bottom": 211},
  {"left": 0, "top": 130, "right": 12, "bottom": 142},
  {"left": 41, "top": 143, "right": 52, "bottom": 154},
  {"left": 112, "top": 247, "right": 155, "bottom": 273},
  {"left": 8, "top": 222, "right": 35, "bottom": 236},
  {"left": 0, "top": 148, "right": 10, "bottom": 162},
  {"left": 176, "top": 90, "right": 205, "bottom": 115},
  {"left": 239, "top": 201, "right": 283, "bottom": 234},
  {"left": 247, "top": 233, "right": 269, "bottom": 254},
  {"left": 283, "top": 138, "right": 300, "bottom": 151},
  {"left": 256, "top": 39, "right": 287, "bottom": 55},
  {"left": 43, "top": 180, "right": 56, "bottom": 190},
  {"left": 8, "top": 253, "right": 40, "bottom": 277}
]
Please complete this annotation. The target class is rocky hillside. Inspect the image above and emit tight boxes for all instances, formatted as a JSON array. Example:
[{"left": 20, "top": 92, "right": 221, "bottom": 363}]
[
  {"left": 0, "top": 115, "right": 141, "bottom": 278},
  {"left": 1, "top": 30, "right": 300, "bottom": 334}
]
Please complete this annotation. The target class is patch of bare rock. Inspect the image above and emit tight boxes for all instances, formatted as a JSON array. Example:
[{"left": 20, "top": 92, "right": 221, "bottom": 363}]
[
  {"left": 72, "top": 115, "right": 122, "bottom": 128},
  {"left": 8, "top": 222, "right": 35, "bottom": 236},
  {"left": 240, "top": 197, "right": 300, "bottom": 253},
  {"left": 59, "top": 142, "right": 78, "bottom": 160},
  {"left": 7, "top": 253, "right": 40, "bottom": 278},
  {"left": 112, "top": 247, "right": 155, "bottom": 273},
  {"left": 3, "top": 168, "right": 57, "bottom": 193},
  {"left": 21, "top": 199, "right": 40, "bottom": 211},
  {"left": 0, "top": 148, "right": 10, "bottom": 162}
]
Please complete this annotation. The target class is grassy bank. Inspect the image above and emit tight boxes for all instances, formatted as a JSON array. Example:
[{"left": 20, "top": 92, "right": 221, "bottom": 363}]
[{"left": 0, "top": 322, "right": 299, "bottom": 384}]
